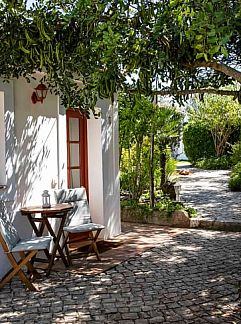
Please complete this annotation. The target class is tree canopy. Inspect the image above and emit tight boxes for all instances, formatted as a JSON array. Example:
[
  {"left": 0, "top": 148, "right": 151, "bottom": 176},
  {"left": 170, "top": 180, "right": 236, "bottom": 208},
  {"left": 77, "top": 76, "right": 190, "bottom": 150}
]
[{"left": 1, "top": 0, "right": 241, "bottom": 113}]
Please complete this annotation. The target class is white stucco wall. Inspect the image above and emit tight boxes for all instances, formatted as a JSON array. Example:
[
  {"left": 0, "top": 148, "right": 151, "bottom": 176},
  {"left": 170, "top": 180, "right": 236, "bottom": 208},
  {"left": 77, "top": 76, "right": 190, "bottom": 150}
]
[
  {"left": 87, "top": 116, "right": 105, "bottom": 227},
  {"left": 0, "top": 80, "right": 17, "bottom": 277},
  {"left": 0, "top": 92, "right": 5, "bottom": 186},
  {"left": 0, "top": 77, "right": 121, "bottom": 278},
  {"left": 14, "top": 78, "right": 59, "bottom": 207},
  {"left": 99, "top": 97, "right": 121, "bottom": 238},
  {"left": 87, "top": 99, "right": 121, "bottom": 239}
]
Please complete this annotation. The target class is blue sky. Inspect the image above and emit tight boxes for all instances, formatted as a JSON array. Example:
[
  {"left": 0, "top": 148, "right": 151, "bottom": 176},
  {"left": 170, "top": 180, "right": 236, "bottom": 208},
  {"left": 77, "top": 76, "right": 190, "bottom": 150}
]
[{"left": 27, "top": 0, "right": 35, "bottom": 8}]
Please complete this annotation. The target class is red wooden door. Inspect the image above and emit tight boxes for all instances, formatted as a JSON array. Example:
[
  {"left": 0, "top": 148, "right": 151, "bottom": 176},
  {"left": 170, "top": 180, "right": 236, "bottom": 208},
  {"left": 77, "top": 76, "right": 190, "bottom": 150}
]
[{"left": 66, "top": 110, "right": 88, "bottom": 193}]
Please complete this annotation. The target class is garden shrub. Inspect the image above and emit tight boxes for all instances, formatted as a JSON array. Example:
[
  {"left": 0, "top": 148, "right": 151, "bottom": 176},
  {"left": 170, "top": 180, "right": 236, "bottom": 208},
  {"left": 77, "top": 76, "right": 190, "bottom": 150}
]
[
  {"left": 183, "top": 122, "right": 215, "bottom": 164},
  {"left": 229, "top": 175, "right": 241, "bottom": 191},
  {"left": 121, "top": 195, "right": 197, "bottom": 217},
  {"left": 229, "top": 126, "right": 241, "bottom": 149},
  {"left": 232, "top": 161, "right": 241, "bottom": 174},
  {"left": 229, "top": 162, "right": 241, "bottom": 191},
  {"left": 231, "top": 141, "right": 241, "bottom": 166},
  {"left": 120, "top": 145, "right": 177, "bottom": 201},
  {"left": 195, "top": 155, "right": 232, "bottom": 170}
]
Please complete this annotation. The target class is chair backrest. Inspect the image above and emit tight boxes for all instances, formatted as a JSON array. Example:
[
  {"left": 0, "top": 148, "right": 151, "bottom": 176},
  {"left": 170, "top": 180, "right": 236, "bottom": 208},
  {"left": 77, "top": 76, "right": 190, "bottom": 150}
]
[
  {"left": 0, "top": 201, "right": 20, "bottom": 252},
  {"left": 54, "top": 187, "right": 92, "bottom": 226}
]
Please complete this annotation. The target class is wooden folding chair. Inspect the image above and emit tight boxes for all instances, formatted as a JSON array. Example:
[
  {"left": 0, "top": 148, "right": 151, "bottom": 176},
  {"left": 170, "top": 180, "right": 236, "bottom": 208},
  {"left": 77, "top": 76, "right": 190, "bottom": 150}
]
[
  {"left": 54, "top": 187, "right": 105, "bottom": 265},
  {"left": 0, "top": 202, "right": 51, "bottom": 291}
]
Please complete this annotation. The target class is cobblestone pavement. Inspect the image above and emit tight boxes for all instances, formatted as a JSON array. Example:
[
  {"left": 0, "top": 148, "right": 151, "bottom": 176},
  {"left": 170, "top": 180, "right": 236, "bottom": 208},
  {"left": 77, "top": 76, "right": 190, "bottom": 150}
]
[
  {"left": 1, "top": 227, "right": 241, "bottom": 323},
  {"left": 179, "top": 168, "right": 241, "bottom": 223}
]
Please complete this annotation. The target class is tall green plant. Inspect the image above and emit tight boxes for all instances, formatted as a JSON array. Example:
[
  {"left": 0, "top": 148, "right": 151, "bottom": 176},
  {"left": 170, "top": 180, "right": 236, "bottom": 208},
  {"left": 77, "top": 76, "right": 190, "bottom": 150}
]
[
  {"left": 119, "top": 94, "right": 183, "bottom": 203},
  {"left": 119, "top": 94, "right": 153, "bottom": 201},
  {"left": 153, "top": 105, "right": 182, "bottom": 186}
]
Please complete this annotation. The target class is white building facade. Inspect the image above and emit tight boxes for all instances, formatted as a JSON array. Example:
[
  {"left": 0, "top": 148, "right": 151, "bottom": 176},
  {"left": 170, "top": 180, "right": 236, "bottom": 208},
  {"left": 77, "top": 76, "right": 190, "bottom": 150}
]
[{"left": 0, "top": 76, "right": 121, "bottom": 278}]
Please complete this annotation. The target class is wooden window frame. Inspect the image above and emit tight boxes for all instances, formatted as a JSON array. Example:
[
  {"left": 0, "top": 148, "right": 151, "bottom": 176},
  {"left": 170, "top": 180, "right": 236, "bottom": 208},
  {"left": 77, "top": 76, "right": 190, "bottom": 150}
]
[{"left": 66, "top": 109, "right": 88, "bottom": 193}]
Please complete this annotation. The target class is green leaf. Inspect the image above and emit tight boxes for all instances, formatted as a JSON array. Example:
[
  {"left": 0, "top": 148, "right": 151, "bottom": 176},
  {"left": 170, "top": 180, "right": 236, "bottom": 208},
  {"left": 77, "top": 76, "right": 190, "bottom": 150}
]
[
  {"left": 196, "top": 53, "right": 204, "bottom": 59},
  {"left": 221, "top": 46, "right": 229, "bottom": 57},
  {"left": 207, "top": 30, "right": 216, "bottom": 37},
  {"left": 195, "top": 44, "right": 204, "bottom": 51},
  {"left": 195, "top": 34, "right": 204, "bottom": 41},
  {"left": 209, "top": 45, "right": 220, "bottom": 55}
]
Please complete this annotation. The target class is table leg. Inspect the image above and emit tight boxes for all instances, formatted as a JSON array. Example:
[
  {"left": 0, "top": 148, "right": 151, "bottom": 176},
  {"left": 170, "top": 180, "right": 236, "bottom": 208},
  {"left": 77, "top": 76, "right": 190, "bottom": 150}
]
[
  {"left": 27, "top": 214, "right": 51, "bottom": 261},
  {"left": 43, "top": 214, "right": 69, "bottom": 276}
]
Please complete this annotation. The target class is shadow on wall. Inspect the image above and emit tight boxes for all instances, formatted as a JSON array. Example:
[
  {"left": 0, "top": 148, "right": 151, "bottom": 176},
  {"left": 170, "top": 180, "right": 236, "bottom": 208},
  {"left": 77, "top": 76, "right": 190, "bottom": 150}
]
[
  {"left": 101, "top": 100, "right": 121, "bottom": 237},
  {"left": 0, "top": 89, "right": 58, "bottom": 277},
  {"left": 3, "top": 111, "right": 16, "bottom": 203},
  {"left": 4, "top": 113, "right": 57, "bottom": 236},
  {"left": 15, "top": 115, "right": 56, "bottom": 207}
]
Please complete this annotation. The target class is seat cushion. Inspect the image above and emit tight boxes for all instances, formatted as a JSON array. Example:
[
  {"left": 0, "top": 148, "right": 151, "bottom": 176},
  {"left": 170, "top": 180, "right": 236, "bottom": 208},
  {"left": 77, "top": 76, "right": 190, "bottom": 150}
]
[
  {"left": 55, "top": 187, "right": 87, "bottom": 203},
  {"left": 11, "top": 236, "right": 52, "bottom": 252},
  {"left": 54, "top": 188, "right": 92, "bottom": 226},
  {"left": 0, "top": 219, "right": 20, "bottom": 251},
  {"left": 63, "top": 223, "right": 105, "bottom": 234},
  {"left": 0, "top": 202, "right": 20, "bottom": 251}
]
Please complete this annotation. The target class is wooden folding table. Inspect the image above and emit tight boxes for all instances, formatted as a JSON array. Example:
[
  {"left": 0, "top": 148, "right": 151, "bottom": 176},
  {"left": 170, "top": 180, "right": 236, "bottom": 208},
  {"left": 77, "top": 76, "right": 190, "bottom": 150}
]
[{"left": 20, "top": 203, "right": 73, "bottom": 276}]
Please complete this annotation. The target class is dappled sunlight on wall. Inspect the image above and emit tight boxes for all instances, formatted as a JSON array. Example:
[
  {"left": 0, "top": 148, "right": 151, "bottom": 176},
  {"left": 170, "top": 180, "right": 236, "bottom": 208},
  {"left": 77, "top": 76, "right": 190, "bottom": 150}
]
[
  {"left": 100, "top": 98, "right": 121, "bottom": 238},
  {"left": 101, "top": 103, "right": 113, "bottom": 153},
  {"left": 0, "top": 92, "right": 5, "bottom": 186},
  {"left": 12, "top": 77, "right": 59, "bottom": 208},
  {"left": 15, "top": 115, "right": 58, "bottom": 207},
  {"left": 101, "top": 101, "right": 115, "bottom": 196},
  {"left": 4, "top": 111, "right": 16, "bottom": 202},
  {"left": 0, "top": 78, "right": 64, "bottom": 277}
]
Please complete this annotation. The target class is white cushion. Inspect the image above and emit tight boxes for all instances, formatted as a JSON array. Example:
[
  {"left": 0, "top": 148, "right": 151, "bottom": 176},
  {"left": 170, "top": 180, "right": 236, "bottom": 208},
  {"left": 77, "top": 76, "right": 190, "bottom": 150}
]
[
  {"left": 63, "top": 223, "right": 105, "bottom": 234},
  {"left": 11, "top": 236, "right": 52, "bottom": 252}
]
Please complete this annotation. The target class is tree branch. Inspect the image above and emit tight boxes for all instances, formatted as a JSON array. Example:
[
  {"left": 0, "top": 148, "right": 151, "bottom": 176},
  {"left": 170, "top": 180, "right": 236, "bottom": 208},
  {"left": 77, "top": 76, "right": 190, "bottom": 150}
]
[
  {"left": 153, "top": 88, "right": 239, "bottom": 98},
  {"left": 184, "top": 61, "right": 241, "bottom": 83}
]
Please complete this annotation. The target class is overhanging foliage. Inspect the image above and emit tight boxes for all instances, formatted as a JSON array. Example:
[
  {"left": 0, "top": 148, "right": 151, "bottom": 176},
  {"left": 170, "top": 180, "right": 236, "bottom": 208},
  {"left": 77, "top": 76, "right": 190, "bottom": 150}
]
[{"left": 1, "top": 0, "right": 241, "bottom": 113}]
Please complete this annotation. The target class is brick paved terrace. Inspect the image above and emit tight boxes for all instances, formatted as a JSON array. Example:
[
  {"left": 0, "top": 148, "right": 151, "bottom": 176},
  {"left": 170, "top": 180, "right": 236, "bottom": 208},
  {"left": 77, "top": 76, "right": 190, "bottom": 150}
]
[{"left": 0, "top": 223, "right": 241, "bottom": 323}]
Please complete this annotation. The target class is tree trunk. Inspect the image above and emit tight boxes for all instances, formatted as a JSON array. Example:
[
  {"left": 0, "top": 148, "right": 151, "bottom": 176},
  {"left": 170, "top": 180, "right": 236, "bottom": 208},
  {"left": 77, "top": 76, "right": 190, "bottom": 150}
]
[
  {"left": 119, "top": 131, "right": 126, "bottom": 167},
  {"left": 127, "top": 147, "right": 132, "bottom": 199},
  {"left": 160, "top": 144, "right": 167, "bottom": 187},
  {"left": 133, "top": 138, "right": 143, "bottom": 201},
  {"left": 149, "top": 133, "right": 155, "bottom": 208},
  {"left": 211, "top": 127, "right": 233, "bottom": 157}
]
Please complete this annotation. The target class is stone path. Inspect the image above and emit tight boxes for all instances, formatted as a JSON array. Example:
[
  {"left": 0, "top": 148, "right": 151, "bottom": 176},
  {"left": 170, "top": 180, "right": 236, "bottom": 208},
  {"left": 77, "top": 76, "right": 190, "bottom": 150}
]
[
  {"left": 0, "top": 224, "right": 241, "bottom": 323},
  {"left": 1, "top": 168, "right": 241, "bottom": 323},
  {"left": 179, "top": 168, "right": 241, "bottom": 230}
]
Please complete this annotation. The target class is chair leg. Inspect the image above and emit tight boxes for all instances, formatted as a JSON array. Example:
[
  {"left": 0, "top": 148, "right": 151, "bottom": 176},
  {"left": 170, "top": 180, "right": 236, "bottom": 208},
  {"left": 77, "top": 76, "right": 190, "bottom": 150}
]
[
  {"left": 0, "top": 251, "right": 37, "bottom": 291},
  {"left": 17, "top": 267, "right": 37, "bottom": 291},
  {"left": 62, "top": 229, "right": 103, "bottom": 263},
  {"left": 91, "top": 241, "right": 101, "bottom": 261},
  {"left": 18, "top": 251, "right": 41, "bottom": 280},
  {"left": 62, "top": 233, "right": 72, "bottom": 266},
  {"left": 87, "top": 229, "right": 102, "bottom": 261},
  {"left": 14, "top": 251, "right": 37, "bottom": 291}
]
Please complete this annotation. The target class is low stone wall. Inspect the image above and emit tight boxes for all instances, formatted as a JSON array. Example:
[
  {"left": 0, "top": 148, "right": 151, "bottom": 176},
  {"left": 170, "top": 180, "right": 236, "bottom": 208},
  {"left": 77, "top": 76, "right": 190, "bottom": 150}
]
[
  {"left": 121, "top": 206, "right": 191, "bottom": 228},
  {"left": 121, "top": 207, "right": 241, "bottom": 232},
  {"left": 190, "top": 218, "right": 241, "bottom": 232}
]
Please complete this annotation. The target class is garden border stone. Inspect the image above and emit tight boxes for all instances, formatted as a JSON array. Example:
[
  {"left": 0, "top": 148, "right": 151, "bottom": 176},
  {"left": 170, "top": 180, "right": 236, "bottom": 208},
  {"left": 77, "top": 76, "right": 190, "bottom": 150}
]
[{"left": 121, "top": 206, "right": 191, "bottom": 228}]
